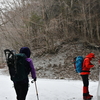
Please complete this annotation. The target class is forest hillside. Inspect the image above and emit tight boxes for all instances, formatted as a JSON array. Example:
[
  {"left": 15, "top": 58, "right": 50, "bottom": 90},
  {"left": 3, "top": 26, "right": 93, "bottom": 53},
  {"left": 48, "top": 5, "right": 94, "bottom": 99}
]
[{"left": 0, "top": 0, "right": 100, "bottom": 80}]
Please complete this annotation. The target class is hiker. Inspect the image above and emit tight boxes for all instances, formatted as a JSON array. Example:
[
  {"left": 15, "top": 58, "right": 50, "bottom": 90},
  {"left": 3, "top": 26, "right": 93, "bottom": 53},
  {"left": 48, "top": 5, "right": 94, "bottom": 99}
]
[
  {"left": 13, "top": 47, "right": 37, "bottom": 100},
  {"left": 80, "top": 53, "right": 95, "bottom": 100}
]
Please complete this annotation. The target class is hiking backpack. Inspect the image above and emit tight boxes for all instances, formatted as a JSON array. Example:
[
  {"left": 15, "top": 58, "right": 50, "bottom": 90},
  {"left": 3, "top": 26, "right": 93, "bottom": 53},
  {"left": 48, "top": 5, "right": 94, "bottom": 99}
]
[
  {"left": 74, "top": 56, "right": 84, "bottom": 73},
  {"left": 4, "top": 49, "right": 31, "bottom": 82}
]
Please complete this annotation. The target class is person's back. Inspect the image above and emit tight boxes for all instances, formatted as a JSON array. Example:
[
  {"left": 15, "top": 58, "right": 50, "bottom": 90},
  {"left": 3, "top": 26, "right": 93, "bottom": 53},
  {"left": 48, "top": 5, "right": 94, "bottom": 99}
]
[
  {"left": 80, "top": 53, "right": 95, "bottom": 100},
  {"left": 5, "top": 47, "right": 36, "bottom": 100}
]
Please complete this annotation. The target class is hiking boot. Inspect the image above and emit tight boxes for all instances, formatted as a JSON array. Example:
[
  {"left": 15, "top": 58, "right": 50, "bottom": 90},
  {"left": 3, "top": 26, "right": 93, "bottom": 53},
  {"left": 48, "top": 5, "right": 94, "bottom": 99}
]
[
  {"left": 83, "top": 95, "right": 92, "bottom": 100},
  {"left": 89, "top": 94, "right": 93, "bottom": 98}
]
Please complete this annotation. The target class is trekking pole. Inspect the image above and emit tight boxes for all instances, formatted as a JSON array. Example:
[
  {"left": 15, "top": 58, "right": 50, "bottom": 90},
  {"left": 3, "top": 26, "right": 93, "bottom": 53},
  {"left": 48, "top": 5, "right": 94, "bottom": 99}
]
[
  {"left": 31, "top": 80, "right": 39, "bottom": 100},
  {"left": 35, "top": 81, "right": 39, "bottom": 100},
  {"left": 97, "top": 60, "right": 100, "bottom": 100}
]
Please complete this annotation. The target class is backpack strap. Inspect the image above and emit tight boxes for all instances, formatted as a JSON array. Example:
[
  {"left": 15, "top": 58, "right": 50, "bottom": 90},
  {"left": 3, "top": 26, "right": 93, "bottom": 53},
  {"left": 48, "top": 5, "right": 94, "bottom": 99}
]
[{"left": 81, "top": 70, "right": 90, "bottom": 72}]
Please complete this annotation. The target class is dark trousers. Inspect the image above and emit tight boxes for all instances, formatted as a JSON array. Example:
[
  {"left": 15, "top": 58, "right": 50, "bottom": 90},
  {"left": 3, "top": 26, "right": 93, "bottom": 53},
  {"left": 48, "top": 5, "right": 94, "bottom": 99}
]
[
  {"left": 13, "top": 78, "right": 29, "bottom": 100},
  {"left": 81, "top": 75, "right": 89, "bottom": 96},
  {"left": 81, "top": 75, "right": 89, "bottom": 87}
]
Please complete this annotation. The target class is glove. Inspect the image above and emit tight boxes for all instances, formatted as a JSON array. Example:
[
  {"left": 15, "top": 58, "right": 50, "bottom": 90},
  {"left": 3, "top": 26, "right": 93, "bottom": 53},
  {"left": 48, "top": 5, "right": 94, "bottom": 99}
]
[{"left": 34, "top": 77, "right": 37, "bottom": 81}]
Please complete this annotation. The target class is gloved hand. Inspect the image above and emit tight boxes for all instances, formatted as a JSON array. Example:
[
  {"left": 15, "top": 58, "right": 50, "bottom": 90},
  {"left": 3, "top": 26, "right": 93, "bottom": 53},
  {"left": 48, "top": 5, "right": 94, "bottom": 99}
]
[{"left": 34, "top": 77, "right": 37, "bottom": 81}]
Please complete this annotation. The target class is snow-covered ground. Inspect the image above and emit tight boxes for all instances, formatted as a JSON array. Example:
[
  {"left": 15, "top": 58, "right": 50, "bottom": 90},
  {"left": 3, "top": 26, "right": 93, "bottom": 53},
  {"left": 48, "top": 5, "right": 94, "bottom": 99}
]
[{"left": 0, "top": 74, "right": 98, "bottom": 100}]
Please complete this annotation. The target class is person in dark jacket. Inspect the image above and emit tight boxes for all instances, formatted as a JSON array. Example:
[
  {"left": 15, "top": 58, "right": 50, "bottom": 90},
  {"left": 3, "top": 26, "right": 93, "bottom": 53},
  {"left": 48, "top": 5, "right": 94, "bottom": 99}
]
[
  {"left": 14, "top": 47, "right": 36, "bottom": 100},
  {"left": 80, "top": 53, "right": 95, "bottom": 100}
]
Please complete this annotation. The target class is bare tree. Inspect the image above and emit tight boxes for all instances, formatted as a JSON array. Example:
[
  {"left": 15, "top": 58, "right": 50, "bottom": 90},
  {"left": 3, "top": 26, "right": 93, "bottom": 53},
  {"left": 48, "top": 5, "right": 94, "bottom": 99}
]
[{"left": 0, "top": 0, "right": 100, "bottom": 56}]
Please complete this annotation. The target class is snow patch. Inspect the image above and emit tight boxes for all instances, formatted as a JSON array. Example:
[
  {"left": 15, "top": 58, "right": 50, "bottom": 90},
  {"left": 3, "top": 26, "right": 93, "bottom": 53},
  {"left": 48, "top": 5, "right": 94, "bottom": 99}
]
[{"left": 0, "top": 75, "right": 98, "bottom": 100}]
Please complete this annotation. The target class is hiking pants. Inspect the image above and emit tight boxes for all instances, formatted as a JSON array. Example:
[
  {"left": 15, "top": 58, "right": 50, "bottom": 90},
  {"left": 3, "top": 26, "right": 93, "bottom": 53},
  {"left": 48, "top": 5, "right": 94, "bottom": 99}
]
[
  {"left": 81, "top": 75, "right": 89, "bottom": 96},
  {"left": 13, "top": 78, "right": 29, "bottom": 100}
]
